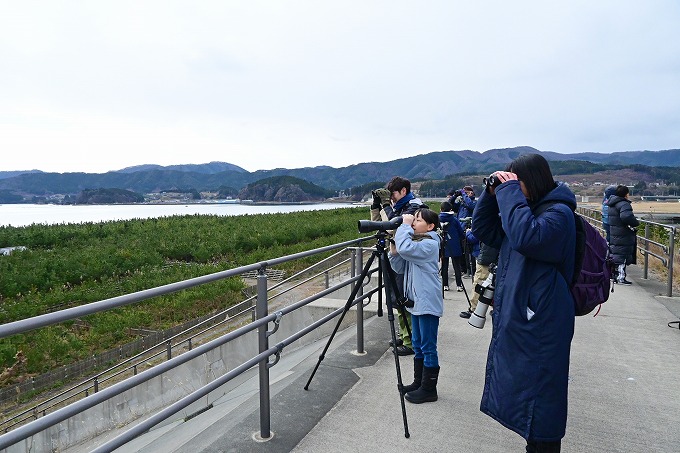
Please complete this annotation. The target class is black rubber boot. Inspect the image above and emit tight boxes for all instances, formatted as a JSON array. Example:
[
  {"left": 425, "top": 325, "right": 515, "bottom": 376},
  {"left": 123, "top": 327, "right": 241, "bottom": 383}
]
[
  {"left": 405, "top": 365, "right": 439, "bottom": 404},
  {"left": 401, "top": 357, "right": 423, "bottom": 394}
]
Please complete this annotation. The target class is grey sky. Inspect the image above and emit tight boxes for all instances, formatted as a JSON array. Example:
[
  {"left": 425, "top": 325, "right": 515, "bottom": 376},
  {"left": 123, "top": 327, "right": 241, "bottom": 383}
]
[{"left": 1, "top": 1, "right": 679, "bottom": 173}]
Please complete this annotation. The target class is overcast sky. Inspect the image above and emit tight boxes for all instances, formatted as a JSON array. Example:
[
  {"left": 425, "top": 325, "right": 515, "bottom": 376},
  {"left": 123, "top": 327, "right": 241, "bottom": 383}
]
[{"left": 1, "top": 1, "right": 679, "bottom": 174}]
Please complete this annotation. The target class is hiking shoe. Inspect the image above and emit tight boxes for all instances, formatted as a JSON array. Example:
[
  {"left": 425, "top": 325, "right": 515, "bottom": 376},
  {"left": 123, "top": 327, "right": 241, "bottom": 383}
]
[
  {"left": 456, "top": 286, "right": 464, "bottom": 292},
  {"left": 396, "top": 345, "right": 415, "bottom": 356},
  {"left": 459, "top": 310, "right": 472, "bottom": 319}
]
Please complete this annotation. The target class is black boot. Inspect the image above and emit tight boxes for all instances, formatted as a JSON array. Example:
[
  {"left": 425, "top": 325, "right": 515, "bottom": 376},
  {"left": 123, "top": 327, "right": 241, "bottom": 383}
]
[
  {"left": 405, "top": 365, "right": 439, "bottom": 403},
  {"left": 401, "top": 357, "right": 423, "bottom": 394}
]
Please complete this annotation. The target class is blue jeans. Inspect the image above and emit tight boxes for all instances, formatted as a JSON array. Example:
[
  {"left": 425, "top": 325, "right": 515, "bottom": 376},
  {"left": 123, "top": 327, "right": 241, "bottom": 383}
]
[{"left": 411, "top": 314, "right": 440, "bottom": 368}]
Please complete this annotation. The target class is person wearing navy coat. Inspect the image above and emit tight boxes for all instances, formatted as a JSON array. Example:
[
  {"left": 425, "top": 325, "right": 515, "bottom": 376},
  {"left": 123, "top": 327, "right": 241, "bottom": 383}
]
[
  {"left": 439, "top": 201, "right": 466, "bottom": 291},
  {"left": 471, "top": 154, "right": 576, "bottom": 453}
]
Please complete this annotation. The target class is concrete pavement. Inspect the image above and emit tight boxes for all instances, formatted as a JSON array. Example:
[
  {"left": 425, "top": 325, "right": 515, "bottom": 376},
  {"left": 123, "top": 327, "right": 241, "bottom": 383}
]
[
  {"left": 101, "top": 265, "right": 680, "bottom": 453},
  {"left": 291, "top": 265, "right": 680, "bottom": 453}
]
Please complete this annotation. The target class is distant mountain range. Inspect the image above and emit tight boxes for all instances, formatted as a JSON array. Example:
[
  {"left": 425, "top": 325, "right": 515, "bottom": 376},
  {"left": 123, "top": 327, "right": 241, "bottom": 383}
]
[
  {"left": 115, "top": 161, "right": 248, "bottom": 174},
  {"left": 1, "top": 146, "right": 679, "bottom": 198}
]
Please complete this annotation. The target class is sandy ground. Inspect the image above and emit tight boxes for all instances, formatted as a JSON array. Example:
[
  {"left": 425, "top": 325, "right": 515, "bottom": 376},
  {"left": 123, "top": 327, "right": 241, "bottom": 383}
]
[
  {"left": 580, "top": 200, "right": 680, "bottom": 215},
  {"left": 630, "top": 201, "right": 680, "bottom": 214}
]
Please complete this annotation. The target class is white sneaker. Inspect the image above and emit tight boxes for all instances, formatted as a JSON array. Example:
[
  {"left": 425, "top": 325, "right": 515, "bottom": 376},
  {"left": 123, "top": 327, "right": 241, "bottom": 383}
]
[
  {"left": 457, "top": 286, "right": 464, "bottom": 292},
  {"left": 443, "top": 286, "right": 450, "bottom": 291}
]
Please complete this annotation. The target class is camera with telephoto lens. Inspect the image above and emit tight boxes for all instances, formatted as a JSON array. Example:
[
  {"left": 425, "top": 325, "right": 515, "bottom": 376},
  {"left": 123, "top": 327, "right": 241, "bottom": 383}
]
[
  {"left": 357, "top": 216, "right": 403, "bottom": 233},
  {"left": 468, "top": 263, "right": 497, "bottom": 329},
  {"left": 482, "top": 174, "right": 501, "bottom": 190}
]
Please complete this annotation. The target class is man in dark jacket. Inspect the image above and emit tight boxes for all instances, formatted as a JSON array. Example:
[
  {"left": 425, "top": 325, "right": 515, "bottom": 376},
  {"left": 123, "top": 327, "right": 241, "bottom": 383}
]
[
  {"left": 449, "top": 186, "right": 476, "bottom": 276},
  {"left": 439, "top": 201, "right": 466, "bottom": 292},
  {"left": 607, "top": 185, "right": 639, "bottom": 284},
  {"left": 370, "top": 176, "right": 427, "bottom": 355}
]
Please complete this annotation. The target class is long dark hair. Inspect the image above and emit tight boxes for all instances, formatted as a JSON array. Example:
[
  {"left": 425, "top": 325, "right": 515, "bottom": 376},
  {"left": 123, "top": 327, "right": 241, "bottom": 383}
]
[{"left": 506, "top": 154, "right": 556, "bottom": 201}]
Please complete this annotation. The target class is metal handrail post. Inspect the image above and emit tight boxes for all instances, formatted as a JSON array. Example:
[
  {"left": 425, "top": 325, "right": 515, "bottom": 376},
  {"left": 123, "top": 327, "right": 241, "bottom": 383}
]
[
  {"left": 256, "top": 267, "right": 272, "bottom": 439},
  {"left": 355, "top": 247, "right": 365, "bottom": 354},
  {"left": 643, "top": 224, "right": 650, "bottom": 279},
  {"left": 667, "top": 228, "right": 675, "bottom": 297},
  {"left": 350, "top": 249, "right": 357, "bottom": 289}
]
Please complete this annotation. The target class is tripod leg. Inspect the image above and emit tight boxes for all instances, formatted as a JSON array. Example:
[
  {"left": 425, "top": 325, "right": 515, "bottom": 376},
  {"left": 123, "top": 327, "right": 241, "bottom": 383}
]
[
  {"left": 460, "top": 281, "right": 472, "bottom": 311},
  {"left": 304, "top": 248, "right": 378, "bottom": 390},
  {"left": 380, "top": 250, "right": 411, "bottom": 438}
]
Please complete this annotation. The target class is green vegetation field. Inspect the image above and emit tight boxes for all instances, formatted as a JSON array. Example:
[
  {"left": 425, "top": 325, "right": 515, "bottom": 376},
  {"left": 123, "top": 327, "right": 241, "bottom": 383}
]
[{"left": 0, "top": 207, "right": 369, "bottom": 381}]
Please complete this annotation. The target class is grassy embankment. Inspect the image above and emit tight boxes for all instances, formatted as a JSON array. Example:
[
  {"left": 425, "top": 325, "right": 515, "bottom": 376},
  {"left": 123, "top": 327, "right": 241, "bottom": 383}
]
[{"left": 0, "top": 207, "right": 370, "bottom": 383}]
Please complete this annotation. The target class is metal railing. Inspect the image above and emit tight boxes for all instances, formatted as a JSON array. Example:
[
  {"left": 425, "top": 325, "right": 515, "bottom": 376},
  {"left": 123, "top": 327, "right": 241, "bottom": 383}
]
[
  {"left": 0, "top": 236, "right": 383, "bottom": 452},
  {"left": 0, "top": 247, "right": 355, "bottom": 434},
  {"left": 577, "top": 207, "right": 677, "bottom": 297}
]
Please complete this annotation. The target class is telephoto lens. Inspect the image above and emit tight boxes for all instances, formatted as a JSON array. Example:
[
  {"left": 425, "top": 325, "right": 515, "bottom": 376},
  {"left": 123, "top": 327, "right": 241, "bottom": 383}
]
[{"left": 469, "top": 264, "right": 496, "bottom": 329}]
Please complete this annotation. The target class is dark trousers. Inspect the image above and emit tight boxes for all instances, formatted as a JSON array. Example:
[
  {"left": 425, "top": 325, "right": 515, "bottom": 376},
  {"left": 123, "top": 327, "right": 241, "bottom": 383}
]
[
  {"left": 526, "top": 440, "right": 561, "bottom": 452},
  {"left": 441, "top": 255, "right": 464, "bottom": 287}
]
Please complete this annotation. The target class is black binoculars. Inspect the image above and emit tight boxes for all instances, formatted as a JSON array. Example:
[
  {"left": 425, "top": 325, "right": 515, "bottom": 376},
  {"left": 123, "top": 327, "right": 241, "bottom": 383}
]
[{"left": 483, "top": 174, "right": 502, "bottom": 189}]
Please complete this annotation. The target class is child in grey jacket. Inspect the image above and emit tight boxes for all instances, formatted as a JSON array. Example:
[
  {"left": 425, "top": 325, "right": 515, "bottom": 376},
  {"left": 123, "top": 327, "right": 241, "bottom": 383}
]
[{"left": 389, "top": 208, "right": 443, "bottom": 404}]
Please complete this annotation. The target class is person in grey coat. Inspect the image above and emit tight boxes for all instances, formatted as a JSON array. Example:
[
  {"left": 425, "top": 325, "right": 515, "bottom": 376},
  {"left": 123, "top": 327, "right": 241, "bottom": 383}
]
[{"left": 607, "top": 185, "right": 639, "bottom": 284}]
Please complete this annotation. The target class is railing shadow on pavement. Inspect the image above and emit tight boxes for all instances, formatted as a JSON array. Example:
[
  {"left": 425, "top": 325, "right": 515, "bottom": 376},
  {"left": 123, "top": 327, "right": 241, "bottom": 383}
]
[{"left": 0, "top": 235, "right": 384, "bottom": 453}]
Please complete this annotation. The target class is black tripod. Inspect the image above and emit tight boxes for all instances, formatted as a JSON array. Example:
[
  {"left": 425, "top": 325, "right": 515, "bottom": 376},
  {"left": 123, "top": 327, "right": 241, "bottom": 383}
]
[{"left": 304, "top": 231, "right": 412, "bottom": 438}]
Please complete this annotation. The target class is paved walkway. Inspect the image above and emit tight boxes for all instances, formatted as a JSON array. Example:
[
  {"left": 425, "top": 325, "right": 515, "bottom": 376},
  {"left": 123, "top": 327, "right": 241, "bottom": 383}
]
[
  {"left": 290, "top": 266, "right": 680, "bottom": 453},
  {"left": 103, "top": 265, "right": 680, "bottom": 453}
]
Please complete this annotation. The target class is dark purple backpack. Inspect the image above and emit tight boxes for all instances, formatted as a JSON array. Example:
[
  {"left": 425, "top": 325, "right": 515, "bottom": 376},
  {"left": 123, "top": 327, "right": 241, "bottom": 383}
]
[
  {"left": 571, "top": 213, "right": 613, "bottom": 315},
  {"left": 535, "top": 202, "right": 614, "bottom": 316}
]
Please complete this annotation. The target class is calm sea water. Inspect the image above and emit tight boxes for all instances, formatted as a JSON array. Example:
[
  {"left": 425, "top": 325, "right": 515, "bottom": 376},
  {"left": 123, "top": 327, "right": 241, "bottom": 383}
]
[{"left": 0, "top": 203, "right": 360, "bottom": 227}]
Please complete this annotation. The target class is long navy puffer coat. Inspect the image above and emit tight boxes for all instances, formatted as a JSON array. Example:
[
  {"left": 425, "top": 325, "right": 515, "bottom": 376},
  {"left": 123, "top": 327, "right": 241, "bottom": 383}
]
[
  {"left": 607, "top": 195, "right": 639, "bottom": 265},
  {"left": 471, "top": 180, "right": 576, "bottom": 442}
]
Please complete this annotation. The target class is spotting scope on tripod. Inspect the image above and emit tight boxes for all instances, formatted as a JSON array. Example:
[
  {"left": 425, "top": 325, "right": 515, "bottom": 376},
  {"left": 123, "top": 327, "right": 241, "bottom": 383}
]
[{"left": 304, "top": 217, "right": 413, "bottom": 438}]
